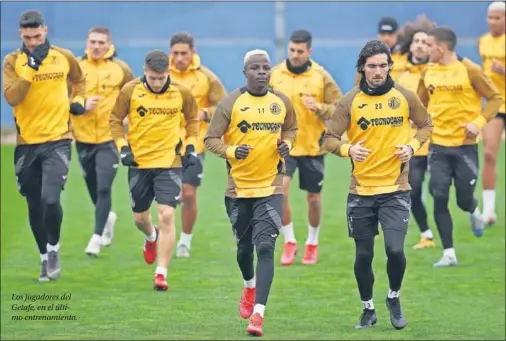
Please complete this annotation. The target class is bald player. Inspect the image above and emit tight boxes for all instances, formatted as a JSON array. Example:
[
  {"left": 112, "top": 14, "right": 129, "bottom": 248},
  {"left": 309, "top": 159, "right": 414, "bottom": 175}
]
[
  {"left": 205, "top": 50, "right": 297, "bottom": 337},
  {"left": 478, "top": 1, "right": 506, "bottom": 226}
]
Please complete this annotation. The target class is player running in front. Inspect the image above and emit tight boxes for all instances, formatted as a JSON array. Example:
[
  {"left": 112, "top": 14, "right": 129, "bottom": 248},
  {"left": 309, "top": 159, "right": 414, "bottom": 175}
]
[
  {"left": 204, "top": 49, "right": 297, "bottom": 337},
  {"left": 323, "top": 40, "right": 433, "bottom": 330},
  {"left": 269, "top": 29, "right": 342, "bottom": 266},
  {"left": 109, "top": 51, "right": 199, "bottom": 290},
  {"left": 169, "top": 32, "right": 227, "bottom": 257},
  {"left": 419, "top": 27, "right": 502, "bottom": 267},
  {"left": 478, "top": 1, "right": 506, "bottom": 226}
]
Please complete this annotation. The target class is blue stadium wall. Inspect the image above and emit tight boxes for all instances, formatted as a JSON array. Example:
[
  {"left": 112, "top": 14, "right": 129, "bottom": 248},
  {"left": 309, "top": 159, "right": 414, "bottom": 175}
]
[{"left": 1, "top": 2, "right": 489, "bottom": 126}]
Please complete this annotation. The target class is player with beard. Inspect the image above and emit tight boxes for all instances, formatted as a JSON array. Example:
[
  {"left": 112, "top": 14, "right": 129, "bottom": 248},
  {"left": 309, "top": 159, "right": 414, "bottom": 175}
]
[
  {"left": 396, "top": 29, "right": 436, "bottom": 249},
  {"left": 323, "top": 40, "right": 433, "bottom": 330}
]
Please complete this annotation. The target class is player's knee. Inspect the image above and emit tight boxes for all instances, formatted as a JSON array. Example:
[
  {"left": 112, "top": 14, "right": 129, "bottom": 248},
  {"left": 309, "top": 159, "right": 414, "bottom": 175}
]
[
  {"left": 355, "top": 246, "right": 374, "bottom": 266},
  {"left": 484, "top": 149, "right": 497, "bottom": 166},
  {"left": 385, "top": 241, "right": 404, "bottom": 260},
  {"left": 410, "top": 183, "right": 422, "bottom": 200},
  {"left": 256, "top": 241, "right": 275, "bottom": 260},
  {"left": 431, "top": 187, "right": 449, "bottom": 204},
  {"left": 157, "top": 205, "right": 175, "bottom": 226},
  {"left": 307, "top": 193, "right": 321, "bottom": 209},
  {"left": 237, "top": 243, "right": 254, "bottom": 259},
  {"left": 96, "top": 184, "right": 111, "bottom": 198},
  {"left": 182, "top": 185, "right": 197, "bottom": 205},
  {"left": 133, "top": 211, "right": 150, "bottom": 226},
  {"left": 41, "top": 188, "right": 61, "bottom": 207},
  {"left": 456, "top": 193, "right": 473, "bottom": 212}
]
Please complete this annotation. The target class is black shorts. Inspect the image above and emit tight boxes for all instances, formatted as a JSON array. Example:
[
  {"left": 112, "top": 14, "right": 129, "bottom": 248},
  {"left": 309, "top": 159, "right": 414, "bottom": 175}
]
[
  {"left": 224, "top": 194, "right": 284, "bottom": 245},
  {"left": 346, "top": 191, "right": 411, "bottom": 240},
  {"left": 182, "top": 153, "right": 204, "bottom": 187},
  {"left": 128, "top": 167, "right": 182, "bottom": 212},
  {"left": 14, "top": 139, "right": 72, "bottom": 198},
  {"left": 496, "top": 112, "right": 506, "bottom": 124},
  {"left": 408, "top": 156, "right": 428, "bottom": 192},
  {"left": 75, "top": 141, "right": 119, "bottom": 180},
  {"left": 428, "top": 143, "right": 479, "bottom": 201},
  {"left": 285, "top": 155, "right": 325, "bottom": 193}
]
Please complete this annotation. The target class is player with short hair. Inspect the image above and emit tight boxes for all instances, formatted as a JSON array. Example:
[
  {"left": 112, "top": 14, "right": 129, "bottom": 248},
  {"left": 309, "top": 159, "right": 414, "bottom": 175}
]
[
  {"left": 169, "top": 32, "right": 227, "bottom": 258},
  {"left": 396, "top": 29, "right": 436, "bottom": 249},
  {"left": 71, "top": 26, "right": 135, "bottom": 256},
  {"left": 419, "top": 27, "right": 502, "bottom": 267},
  {"left": 3, "top": 10, "right": 86, "bottom": 281},
  {"left": 323, "top": 40, "right": 433, "bottom": 330},
  {"left": 204, "top": 49, "right": 297, "bottom": 337},
  {"left": 269, "top": 29, "right": 342, "bottom": 266},
  {"left": 109, "top": 50, "right": 198, "bottom": 290},
  {"left": 478, "top": 1, "right": 506, "bottom": 225}
]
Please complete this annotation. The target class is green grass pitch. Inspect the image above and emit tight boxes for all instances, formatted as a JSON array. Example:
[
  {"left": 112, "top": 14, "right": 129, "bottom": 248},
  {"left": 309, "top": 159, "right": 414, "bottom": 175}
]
[{"left": 1, "top": 143, "right": 504, "bottom": 340}]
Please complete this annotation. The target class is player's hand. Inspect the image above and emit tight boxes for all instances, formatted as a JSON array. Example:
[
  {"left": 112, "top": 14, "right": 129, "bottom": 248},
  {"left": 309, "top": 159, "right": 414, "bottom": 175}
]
[
  {"left": 26, "top": 42, "right": 50, "bottom": 71},
  {"left": 69, "top": 102, "right": 86, "bottom": 116},
  {"left": 85, "top": 95, "right": 101, "bottom": 112},
  {"left": 197, "top": 110, "right": 209, "bottom": 121},
  {"left": 303, "top": 96, "right": 318, "bottom": 112},
  {"left": 182, "top": 145, "right": 200, "bottom": 169},
  {"left": 120, "top": 146, "right": 138, "bottom": 167},
  {"left": 277, "top": 139, "right": 290, "bottom": 158},
  {"left": 349, "top": 140, "right": 371, "bottom": 162},
  {"left": 460, "top": 122, "right": 480, "bottom": 139},
  {"left": 394, "top": 145, "right": 414, "bottom": 163},
  {"left": 491, "top": 59, "right": 505, "bottom": 75},
  {"left": 235, "top": 144, "right": 253, "bottom": 160}
]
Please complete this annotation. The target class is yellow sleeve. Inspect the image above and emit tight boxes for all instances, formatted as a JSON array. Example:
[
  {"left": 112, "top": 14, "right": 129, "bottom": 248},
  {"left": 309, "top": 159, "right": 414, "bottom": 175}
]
[
  {"left": 2, "top": 52, "right": 33, "bottom": 107},
  {"left": 322, "top": 91, "right": 357, "bottom": 157},
  {"left": 315, "top": 69, "right": 343, "bottom": 120},
  {"left": 110, "top": 80, "right": 137, "bottom": 151},
  {"left": 178, "top": 84, "right": 199, "bottom": 148},
  {"left": 56, "top": 47, "right": 86, "bottom": 106},
  {"left": 200, "top": 66, "right": 227, "bottom": 121},
  {"left": 464, "top": 59, "right": 502, "bottom": 129}
]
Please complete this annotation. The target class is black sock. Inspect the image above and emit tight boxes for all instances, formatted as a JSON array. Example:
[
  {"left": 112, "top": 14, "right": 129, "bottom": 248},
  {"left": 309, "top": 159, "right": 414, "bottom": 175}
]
[
  {"left": 434, "top": 197, "right": 453, "bottom": 249},
  {"left": 411, "top": 195, "right": 430, "bottom": 234},
  {"left": 94, "top": 188, "right": 112, "bottom": 236},
  {"left": 354, "top": 238, "right": 375, "bottom": 301},
  {"left": 384, "top": 230, "right": 407, "bottom": 292},
  {"left": 44, "top": 200, "right": 63, "bottom": 246},
  {"left": 27, "top": 196, "right": 48, "bottom": 254},
  {"left": 254, "top": 242, "right": 275, "bottom": 306},
  {"left": 237, "top": 243, "right": 255, "bottom": 282}
]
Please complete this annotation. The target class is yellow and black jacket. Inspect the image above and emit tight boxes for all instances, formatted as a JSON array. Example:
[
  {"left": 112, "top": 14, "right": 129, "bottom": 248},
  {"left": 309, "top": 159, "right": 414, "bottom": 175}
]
[
  {"left": 204, "top": 87, "right": 298, "bottom": 198},
  {"left": 269, "top": 60, "right": 341, "bottom": 156},
  {"left": 71, "top": 45, "right": 135, "bottom": 144},
  {"left": 170, "top": 54, "right": 227, "bottom": 154},
  {"left": 417, "top": 57, "right": 502, "bottom": 147},
  {"left": 323, "top": 77, "right": 433, "bottom": 196},
  {"left": 3, "top": 43, "right": 86, "bottom": 145},
  {"left": 109, "top": 77, "right": 198, "bottom": 169},
  {"left": 479, "top": 32, "right": 505, "bottom": 113},
  {"left": 396, "top": 58, "right": 429, "bottom": 156}
]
